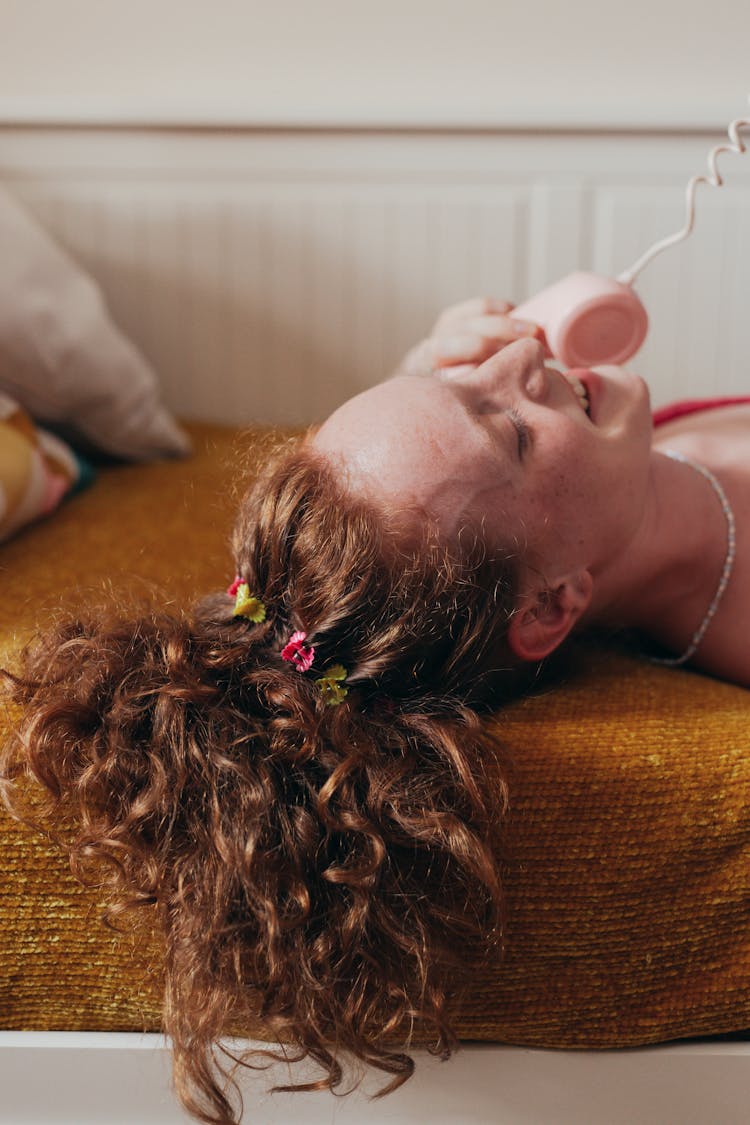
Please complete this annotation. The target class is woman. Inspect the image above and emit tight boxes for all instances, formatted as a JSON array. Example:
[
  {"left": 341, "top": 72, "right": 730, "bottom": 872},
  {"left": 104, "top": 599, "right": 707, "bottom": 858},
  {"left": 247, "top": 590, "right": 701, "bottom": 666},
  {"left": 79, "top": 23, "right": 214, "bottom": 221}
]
[
  {"left": 2, "top": 296, "right": 747, "bottom": 1125},
  {"left": 338, "top": 296, "right": 749, "bottom": 687}
]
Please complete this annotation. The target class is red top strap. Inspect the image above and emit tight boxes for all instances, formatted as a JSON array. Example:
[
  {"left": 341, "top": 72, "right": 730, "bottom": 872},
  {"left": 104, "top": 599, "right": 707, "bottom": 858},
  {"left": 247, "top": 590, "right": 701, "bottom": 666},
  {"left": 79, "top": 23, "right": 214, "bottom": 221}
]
[{"left": 653, "top": 396, "right": 750, "bottom": 428}]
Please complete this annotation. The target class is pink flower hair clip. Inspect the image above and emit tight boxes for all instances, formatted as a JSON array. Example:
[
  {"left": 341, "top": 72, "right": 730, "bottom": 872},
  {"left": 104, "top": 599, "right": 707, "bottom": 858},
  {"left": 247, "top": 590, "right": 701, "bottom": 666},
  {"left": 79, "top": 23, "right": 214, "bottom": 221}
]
[
  {"left": 281, "top": 630, "right": 316, "bottom": 672},
  {"left": 227, "top": 577, "right": 348, "bottom": 706},
  {"left": 282, "top": 630, "right": 349, "bottom": 705}
]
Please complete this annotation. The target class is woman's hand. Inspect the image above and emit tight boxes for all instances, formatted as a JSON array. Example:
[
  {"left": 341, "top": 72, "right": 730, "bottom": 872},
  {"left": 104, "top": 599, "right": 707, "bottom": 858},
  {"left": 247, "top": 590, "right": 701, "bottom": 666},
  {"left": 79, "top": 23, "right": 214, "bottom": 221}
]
[{"left": 397, "top": 297, "right": 545, "bottom": 379}]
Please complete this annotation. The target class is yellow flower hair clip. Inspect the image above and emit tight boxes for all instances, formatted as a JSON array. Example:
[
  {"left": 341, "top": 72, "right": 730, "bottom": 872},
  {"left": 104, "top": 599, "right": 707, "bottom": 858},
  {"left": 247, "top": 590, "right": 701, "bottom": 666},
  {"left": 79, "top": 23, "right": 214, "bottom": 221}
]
[
  {"left": 314, "top": 663, "right": 348, "bottom": 707},
  {"left": 227, "top": 576, "right": 267, "bottom": 623}
]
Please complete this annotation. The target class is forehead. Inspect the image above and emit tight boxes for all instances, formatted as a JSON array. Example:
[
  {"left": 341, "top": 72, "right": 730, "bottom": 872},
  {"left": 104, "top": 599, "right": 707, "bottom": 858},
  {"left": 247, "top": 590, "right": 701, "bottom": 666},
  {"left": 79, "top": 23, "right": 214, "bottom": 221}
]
[{"left": 311, "top": 374, "right": 504, "bottom": 529}]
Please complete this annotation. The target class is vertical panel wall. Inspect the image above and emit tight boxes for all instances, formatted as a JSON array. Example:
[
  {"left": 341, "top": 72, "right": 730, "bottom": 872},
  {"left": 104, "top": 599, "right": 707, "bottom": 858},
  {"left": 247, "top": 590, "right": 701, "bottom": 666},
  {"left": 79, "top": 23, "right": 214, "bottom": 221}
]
[{"left": 2, "top": 127, "right": 749, "bottom": 426}]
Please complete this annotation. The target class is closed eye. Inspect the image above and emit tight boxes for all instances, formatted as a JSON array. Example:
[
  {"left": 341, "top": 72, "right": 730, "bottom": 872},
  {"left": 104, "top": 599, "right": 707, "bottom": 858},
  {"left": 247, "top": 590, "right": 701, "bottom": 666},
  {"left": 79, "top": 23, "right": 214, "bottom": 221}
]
[
  {"left": 432, "top": 377, "right": 530, "bottom": 462},
  {"left": 507, "top": 407, "right": 531, "bottom": 459}
]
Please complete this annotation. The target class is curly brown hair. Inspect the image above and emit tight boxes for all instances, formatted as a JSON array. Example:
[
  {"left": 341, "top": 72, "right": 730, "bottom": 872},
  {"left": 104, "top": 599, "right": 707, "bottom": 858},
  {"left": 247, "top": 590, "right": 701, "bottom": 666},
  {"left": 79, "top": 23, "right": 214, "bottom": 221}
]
[{"left": 1, "top": 438, "right": 522, "bottom": 1124}]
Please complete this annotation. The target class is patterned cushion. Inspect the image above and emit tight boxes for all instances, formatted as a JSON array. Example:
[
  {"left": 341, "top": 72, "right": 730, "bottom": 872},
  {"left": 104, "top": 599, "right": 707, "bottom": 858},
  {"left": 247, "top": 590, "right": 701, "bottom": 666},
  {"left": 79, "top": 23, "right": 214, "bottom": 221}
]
[
  {"left": 0, "top": 391, "right": 93, "bottom": 544},
  {"left": 1, "top": 422, "right": 749, "bottom": 1044}
]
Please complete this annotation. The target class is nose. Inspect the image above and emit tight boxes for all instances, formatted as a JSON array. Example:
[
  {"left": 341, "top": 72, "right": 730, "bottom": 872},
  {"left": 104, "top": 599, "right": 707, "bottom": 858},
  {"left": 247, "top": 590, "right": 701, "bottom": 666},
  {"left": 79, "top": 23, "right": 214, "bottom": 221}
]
[{"left": 472, "top": 337, "right": 548, "bottom": 401}]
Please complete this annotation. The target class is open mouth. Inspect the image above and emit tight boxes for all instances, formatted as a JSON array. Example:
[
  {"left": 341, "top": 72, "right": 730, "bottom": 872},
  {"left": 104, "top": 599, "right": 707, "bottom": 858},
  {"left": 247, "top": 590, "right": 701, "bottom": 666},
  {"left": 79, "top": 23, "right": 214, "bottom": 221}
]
[{"left": 563, "top": 370, "right": 591, "bottom": 417}]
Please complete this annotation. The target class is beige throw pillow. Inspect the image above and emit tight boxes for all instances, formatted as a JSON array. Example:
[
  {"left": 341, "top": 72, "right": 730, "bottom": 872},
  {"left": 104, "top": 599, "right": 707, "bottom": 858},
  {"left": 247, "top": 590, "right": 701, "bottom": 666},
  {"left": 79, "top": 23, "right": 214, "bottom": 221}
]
[{"left": 0, "top": 185, "right": 190, "bottom": 461}]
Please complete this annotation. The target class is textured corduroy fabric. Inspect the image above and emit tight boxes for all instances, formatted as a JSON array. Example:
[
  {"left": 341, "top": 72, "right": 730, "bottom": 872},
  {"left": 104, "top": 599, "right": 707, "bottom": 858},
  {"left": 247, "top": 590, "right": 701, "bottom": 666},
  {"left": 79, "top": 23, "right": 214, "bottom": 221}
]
[{"left": 1, "top": 422, "right": 749, "bottom": 1045}]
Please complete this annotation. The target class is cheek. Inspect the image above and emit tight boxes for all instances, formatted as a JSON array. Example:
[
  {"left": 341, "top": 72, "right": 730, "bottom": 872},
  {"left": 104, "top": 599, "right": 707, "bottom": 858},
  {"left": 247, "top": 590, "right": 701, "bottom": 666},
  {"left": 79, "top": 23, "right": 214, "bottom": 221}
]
[
  {"left": 532, "top": 434, "right": 606, "bottom": 544},
  {"left": 541, "top": 431, "right": 593, "bottom": 500},
  {"left": 554, "top": 430, "right": 647, "bottom": 543}
]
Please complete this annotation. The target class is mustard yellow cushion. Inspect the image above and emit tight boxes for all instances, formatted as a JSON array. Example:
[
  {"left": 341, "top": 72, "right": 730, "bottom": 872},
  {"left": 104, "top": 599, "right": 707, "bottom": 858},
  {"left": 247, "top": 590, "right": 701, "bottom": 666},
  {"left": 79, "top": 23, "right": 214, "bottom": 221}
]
[{"left": 1, "top": 423, "right": 749, "bottom": 1044}]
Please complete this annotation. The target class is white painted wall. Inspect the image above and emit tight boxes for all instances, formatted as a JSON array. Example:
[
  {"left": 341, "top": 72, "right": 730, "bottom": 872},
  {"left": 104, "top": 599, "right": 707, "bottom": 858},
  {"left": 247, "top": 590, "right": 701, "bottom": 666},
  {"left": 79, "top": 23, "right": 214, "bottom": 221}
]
[{"left": 1, "top": 0, "right": 749, "bottom": 129}]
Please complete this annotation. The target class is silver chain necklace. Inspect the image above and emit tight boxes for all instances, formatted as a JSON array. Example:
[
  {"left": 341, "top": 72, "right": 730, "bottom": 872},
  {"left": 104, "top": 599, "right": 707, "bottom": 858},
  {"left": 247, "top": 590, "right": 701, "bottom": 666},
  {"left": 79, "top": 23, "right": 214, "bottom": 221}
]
[{"left": 650, "top": 449, "right": 736, "bottom": 667}]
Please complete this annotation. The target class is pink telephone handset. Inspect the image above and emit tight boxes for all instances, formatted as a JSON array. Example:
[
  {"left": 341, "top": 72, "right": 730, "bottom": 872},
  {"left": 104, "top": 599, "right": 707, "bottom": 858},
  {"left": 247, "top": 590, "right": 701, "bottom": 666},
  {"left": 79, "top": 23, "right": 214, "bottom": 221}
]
[
  {"left": 512, "top": 271, "right": 648, "bottom": 368},
  {"left": 513, "top": 108, "right": 750, "bottom": 368}
]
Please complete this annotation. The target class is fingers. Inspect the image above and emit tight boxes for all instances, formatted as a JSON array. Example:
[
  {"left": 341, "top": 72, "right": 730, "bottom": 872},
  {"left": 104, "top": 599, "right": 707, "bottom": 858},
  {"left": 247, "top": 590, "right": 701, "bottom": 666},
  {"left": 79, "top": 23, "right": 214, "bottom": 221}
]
[
  {"left": 431, "top": 315, "right": 544, "bottom": 367},
  {"left": 397, "top": 299, "right": 545, "bottom": 380},
  {"left": 399, "top": 336, "right": 485, "bottom": 379},
  {"left": 431, "top": 332, "right": 491, "bottom": 366},
  {"left": 435, "top": 362, "right": 478, "bottom": 379},
  {"left": 432, "top": 296, "right": 514, "bottom": 334},
  {"left": 398, "top": 338, "right": 438, "bottom": 379},
  {"left": 400, "top": 335, "right": 484, "bottom": 378}
]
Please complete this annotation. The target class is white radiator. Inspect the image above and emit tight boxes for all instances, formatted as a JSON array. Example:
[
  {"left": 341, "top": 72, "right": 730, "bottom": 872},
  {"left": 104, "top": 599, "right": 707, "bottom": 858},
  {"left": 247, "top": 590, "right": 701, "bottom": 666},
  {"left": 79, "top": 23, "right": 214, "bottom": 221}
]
[{"left": 2, "top": 126, "right": 749, "bottom": 427}]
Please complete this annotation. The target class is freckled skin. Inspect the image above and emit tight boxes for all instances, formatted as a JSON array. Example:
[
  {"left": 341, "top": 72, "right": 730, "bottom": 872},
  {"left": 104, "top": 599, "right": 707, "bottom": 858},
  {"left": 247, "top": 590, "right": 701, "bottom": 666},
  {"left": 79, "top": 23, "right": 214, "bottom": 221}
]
[
  {"left": 312, "top": 339, "right": 653, "bottom": 584},
  {"left": 311, "top": 335, "right": 750, "bottom": 685}
]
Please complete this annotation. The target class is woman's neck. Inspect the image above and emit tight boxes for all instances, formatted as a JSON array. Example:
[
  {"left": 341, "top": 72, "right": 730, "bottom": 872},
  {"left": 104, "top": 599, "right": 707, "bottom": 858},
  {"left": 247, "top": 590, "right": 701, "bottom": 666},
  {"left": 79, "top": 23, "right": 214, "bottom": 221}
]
[{"left": 585, "top": 449, "right": 732, "bottom": 650}]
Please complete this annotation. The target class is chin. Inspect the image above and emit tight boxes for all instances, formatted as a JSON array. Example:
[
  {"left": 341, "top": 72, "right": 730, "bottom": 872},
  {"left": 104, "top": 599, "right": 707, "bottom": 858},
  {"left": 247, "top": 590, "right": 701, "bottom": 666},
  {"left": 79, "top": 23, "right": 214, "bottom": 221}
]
[{"left": 588, "top": 364, "right": 652, "bottom": 439}]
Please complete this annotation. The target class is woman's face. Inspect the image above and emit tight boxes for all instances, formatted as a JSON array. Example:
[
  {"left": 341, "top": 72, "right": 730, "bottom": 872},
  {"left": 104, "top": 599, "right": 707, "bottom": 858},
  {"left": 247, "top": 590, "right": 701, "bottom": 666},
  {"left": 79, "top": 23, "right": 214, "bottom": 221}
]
[{"left": 312, "top": 338, "right": 653, "bottom": 582}]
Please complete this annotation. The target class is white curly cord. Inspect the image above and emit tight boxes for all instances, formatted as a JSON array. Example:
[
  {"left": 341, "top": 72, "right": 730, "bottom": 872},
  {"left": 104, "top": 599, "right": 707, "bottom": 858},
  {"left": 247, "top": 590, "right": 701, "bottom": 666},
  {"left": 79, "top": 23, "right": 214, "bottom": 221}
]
[{"left": 617, "top": 101, "right": 750, "bottom": 287}]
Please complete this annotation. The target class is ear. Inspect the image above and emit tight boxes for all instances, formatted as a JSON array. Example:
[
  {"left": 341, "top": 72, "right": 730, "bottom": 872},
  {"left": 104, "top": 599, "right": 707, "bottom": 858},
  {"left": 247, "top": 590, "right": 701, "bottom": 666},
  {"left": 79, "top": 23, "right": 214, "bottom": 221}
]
[{"left": 507, "top": 569, "right": 594, "bottom": 663}]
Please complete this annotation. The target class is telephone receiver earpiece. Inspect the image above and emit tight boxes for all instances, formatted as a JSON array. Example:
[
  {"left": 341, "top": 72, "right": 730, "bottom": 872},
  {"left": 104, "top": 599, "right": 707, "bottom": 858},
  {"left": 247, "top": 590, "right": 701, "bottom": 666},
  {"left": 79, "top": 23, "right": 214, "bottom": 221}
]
[
  {"left": 511, "top": 110, "right": 750, "bottom": 369},
  {"left": 512, "top": 271, "right": 649, "bottom": 368}
]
